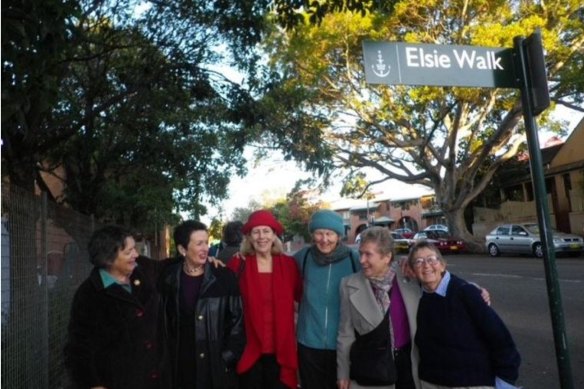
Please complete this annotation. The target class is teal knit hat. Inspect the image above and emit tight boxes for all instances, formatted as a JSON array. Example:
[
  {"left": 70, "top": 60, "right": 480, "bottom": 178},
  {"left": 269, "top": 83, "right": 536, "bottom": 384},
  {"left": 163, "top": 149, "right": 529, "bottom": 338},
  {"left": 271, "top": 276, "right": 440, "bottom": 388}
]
[{"left": 308, "top": 210, "right": 345, "bottom": 237}]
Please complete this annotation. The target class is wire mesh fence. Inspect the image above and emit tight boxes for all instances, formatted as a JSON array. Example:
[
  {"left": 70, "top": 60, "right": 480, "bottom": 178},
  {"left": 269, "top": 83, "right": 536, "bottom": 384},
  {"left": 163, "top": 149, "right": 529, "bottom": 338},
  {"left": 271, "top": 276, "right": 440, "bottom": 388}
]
[{"left": 1, "top": 184, "right": 99, "bottom": 389}]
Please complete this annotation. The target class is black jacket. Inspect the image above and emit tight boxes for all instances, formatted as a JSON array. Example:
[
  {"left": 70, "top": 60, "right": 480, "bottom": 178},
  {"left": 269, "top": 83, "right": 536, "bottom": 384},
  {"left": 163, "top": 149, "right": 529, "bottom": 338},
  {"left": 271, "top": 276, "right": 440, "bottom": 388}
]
[
  {"left": 65, "top": 257, "right": 171, "bottom": 389},
  {"left": 159, "top": 260, "right": 245, "bottom": 389}
]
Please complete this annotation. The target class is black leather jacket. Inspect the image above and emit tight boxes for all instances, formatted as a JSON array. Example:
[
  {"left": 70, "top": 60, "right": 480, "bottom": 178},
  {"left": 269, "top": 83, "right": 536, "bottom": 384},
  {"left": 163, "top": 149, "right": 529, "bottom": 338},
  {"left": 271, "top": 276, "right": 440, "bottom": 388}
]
[{"left": 159, "top": 260, "right": 245, "bottom": 389}]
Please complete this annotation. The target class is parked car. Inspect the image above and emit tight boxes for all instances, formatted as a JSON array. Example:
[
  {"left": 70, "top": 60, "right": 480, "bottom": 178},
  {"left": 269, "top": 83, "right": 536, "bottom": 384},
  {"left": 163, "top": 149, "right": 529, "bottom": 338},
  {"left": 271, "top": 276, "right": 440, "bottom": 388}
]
[
  {"left": 394, "top": 227, "right": 415, "bottom": 239},
  {"left": 413, "top": 230, "right": 464, "bottom": 254},
  {"left": 485, "top": 223, "right": 584, "bottom": 258},
  {"left": 424, "top": 224, "right": 449, "bottom": 233},
  {"left": 390, "top": 231, "right": 413, "bottom": 253}
]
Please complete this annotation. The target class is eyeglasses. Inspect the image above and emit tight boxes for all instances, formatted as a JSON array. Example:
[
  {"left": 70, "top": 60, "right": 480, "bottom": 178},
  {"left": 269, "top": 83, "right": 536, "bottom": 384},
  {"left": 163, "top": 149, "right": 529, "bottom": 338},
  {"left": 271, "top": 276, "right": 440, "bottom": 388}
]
[{"left": 411, "top": 255, "right": 440, "bottom": 268}]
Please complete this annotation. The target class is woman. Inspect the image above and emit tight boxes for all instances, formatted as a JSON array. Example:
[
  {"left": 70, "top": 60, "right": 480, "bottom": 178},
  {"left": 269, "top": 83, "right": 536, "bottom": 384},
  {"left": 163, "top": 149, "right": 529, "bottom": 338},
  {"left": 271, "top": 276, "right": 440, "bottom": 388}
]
[
  {"left": 226, "top": 210, "right": 302, "bottom": 389},
  {"left": 159, "top": 220, "right": 245, "bottom": 389},
  {"left": 65, "top": 225, "right": 170, "bottom": 389},
  {"left": 337, "top": 226, "right": 421, "bottom": 389},
  {"left": 293, "top": 209, "right": 360, "bottom": 389},
  {"left": 409, "top": 241, "right": 520, "bottom": 389}
]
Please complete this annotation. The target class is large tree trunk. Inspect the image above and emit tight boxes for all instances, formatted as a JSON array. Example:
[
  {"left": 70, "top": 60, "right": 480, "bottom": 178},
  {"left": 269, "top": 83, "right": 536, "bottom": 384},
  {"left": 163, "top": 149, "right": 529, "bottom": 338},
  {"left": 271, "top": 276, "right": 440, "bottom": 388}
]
[{"left": 446, "top": 207, "right": 484, "bottom": 254}]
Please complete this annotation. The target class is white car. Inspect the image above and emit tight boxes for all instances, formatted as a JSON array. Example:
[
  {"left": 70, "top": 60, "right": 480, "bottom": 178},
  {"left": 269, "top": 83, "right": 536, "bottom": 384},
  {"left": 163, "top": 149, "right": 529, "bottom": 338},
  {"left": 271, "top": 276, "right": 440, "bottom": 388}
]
[{"left": 424, "top": 224, "right": 449, "bottom": 233}]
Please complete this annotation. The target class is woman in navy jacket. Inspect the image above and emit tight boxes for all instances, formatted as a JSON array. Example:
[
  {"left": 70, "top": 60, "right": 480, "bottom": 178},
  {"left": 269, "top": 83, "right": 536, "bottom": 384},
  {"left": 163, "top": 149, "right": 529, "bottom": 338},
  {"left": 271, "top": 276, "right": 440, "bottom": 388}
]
[{"left": 409, "top": 241, "right": 520, "bottom": 389}]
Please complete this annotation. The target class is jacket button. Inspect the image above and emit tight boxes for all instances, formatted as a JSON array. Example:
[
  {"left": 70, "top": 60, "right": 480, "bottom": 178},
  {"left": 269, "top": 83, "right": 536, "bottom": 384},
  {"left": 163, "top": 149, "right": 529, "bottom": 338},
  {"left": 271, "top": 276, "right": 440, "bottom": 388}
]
[
  {"left": 136, "top": 309, "right": 144, "bottom": 317},
  {"left": 199, "top": 353, "right": 205, "bottom": 358},
  {"left": 197, "top": 315, "right": 203, "bottom": 320}
]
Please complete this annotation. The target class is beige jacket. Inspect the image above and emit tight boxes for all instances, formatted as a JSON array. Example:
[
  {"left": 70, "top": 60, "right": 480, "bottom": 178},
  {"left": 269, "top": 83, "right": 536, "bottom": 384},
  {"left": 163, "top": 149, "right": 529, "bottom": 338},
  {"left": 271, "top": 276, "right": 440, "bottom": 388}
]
[{"left": 337, "top": 268, "right": 422, "bottom": 389}]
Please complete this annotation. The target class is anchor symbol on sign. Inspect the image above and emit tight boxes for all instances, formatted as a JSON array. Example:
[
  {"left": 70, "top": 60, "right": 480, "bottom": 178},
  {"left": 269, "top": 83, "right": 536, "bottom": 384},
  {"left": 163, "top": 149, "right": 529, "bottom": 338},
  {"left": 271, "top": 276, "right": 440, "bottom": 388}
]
[{"left": 372, "top": 50, "right": 390, "bottom": 77}]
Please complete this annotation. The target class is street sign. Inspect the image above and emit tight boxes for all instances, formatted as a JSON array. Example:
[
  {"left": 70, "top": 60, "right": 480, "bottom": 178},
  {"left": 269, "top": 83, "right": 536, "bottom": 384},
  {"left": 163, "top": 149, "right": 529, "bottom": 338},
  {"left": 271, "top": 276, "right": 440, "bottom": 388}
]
[{"left": 362, "top": 41, "right": 517, "bottom": 88}]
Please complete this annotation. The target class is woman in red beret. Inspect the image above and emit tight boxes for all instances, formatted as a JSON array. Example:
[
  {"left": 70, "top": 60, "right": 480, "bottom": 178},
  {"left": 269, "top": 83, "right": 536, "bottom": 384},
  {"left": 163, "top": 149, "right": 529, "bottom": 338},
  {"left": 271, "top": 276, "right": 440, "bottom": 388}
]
[{"left": 226, "top": 210, "right": 303, "bottom": 389}]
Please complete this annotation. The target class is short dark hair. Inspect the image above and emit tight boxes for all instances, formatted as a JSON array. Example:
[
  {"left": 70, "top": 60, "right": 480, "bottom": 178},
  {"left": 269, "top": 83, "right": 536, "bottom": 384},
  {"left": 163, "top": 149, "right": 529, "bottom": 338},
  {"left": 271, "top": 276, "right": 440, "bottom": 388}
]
[
  {"left": 222, "top": 221, "right": 243, "bottom": 246},
  {"left": 173, "top": 220, "right": 208, "bottom": 255},
  {"left": 88, "top": 225, "right": 134, "bottom": 268}
]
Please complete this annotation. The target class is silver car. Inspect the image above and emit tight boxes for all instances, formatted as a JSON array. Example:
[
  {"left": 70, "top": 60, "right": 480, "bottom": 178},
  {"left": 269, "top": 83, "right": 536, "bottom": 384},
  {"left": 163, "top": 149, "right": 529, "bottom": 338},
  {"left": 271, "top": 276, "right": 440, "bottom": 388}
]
[{"left": 485, "top": 223, "right": 584, "bottom": 258}]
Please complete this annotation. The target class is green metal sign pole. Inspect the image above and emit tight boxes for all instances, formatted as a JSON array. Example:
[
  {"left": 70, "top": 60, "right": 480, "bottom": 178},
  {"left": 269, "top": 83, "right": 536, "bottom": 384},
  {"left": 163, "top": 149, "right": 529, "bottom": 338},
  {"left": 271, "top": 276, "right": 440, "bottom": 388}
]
[{"left": 514, "top": 33, "right": 574, "bottom": 389}]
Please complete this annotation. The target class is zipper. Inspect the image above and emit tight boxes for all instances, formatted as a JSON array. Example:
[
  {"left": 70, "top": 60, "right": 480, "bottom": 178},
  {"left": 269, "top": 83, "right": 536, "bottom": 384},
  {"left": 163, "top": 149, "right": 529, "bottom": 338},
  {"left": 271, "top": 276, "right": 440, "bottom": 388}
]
[{"left": 323, "top": 262, "right": 332, "bottom": 348}]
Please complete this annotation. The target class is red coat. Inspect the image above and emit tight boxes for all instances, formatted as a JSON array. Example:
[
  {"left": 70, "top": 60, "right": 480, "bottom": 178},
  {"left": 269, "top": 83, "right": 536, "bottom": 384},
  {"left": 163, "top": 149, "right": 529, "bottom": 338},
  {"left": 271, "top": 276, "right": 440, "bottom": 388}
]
[{"left": 227, "top": 254, "right": 302, "bottom": 388}]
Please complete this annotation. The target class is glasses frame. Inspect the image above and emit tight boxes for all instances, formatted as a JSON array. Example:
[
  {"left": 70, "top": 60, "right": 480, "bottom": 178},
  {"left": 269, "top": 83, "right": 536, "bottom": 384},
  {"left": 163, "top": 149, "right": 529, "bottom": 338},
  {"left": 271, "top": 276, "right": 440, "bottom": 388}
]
[{"left": 411, "top": 255, "right": 441, "bottom": 268}]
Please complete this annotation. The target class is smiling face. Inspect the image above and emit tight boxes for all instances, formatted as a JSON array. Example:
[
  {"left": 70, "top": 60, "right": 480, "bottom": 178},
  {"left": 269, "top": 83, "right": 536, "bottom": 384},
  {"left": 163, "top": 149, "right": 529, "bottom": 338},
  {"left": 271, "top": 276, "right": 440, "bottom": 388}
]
[
  {"left": 410, "top": 247, "right": 446, "bottom": 292},
  {"left": 178, "top": 230, "right": 209, "bottom": 266},
  {"left": 108, "top": 236, "right": 139, "bottom": 279},
  {"left": 359, "top": 241, "right": 392, "bottom": 279},
  {"left": 313, "top": 229, "right": 340, "bottom": 255},
  {"left": 250, "top": 225, "right": 276, "bottom": 255},
  {"left": 181, "top": 230, "right": 209, "bottom": 267}
]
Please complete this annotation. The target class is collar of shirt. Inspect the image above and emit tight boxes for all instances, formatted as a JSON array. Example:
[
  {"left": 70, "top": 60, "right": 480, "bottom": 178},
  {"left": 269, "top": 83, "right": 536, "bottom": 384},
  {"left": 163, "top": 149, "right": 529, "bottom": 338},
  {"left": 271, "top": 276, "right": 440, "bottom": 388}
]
[
  {"left": 422, "top": 270, "right": 451, "bottom": 296},
  {"left": 99, "top": 268, "right": 132, "bottom": 293}
]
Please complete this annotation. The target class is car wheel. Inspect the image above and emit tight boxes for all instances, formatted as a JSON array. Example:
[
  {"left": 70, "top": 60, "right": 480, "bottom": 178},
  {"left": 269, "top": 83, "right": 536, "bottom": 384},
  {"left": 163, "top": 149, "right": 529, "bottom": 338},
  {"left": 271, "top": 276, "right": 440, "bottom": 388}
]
[
  {"left": 533, "top": 243, "right": 544, "bottom": 258},
  {"left": 488, "top": 244, "right": 500, "bottom": 257}
]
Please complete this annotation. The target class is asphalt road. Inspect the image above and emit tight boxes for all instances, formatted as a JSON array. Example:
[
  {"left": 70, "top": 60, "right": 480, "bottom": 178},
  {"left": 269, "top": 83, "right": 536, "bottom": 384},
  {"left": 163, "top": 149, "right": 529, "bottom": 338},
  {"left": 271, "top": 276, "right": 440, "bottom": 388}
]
[{"left": 442, "top": 253, "right": 584, "bottom": 389}]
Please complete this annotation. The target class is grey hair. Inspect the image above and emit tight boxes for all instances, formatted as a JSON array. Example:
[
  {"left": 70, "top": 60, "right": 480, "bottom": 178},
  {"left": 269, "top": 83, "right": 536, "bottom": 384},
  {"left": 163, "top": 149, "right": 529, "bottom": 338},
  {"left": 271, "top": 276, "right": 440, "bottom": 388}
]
[
  {"left": 359, "top": 226, "right": 394, "bottom": 258},
  {"left": 407, "top": 240, "right": 445, "bottom": 267}
]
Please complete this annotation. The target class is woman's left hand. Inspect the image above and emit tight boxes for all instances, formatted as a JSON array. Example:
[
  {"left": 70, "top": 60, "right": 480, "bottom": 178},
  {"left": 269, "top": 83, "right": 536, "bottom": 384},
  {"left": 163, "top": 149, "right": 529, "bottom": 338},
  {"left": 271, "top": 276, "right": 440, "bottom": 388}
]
[
  {"left": 208, "top": 257, "right": 225, "bottom": 268},
  {"left": 480, "top": 287, "right": 491, "bottom": 306}
]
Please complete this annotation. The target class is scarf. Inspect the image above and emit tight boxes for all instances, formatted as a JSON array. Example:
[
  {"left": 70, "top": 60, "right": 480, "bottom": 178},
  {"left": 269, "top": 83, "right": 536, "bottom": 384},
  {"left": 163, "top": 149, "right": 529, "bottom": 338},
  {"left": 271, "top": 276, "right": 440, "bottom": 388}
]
[
  {"left": 311, "top": 243, "right": 352, "bottom": 266},
  {"left": 368, "top": 268, "right": 396, "bottom": 313},
  {"left": 233, "top": 254, "right": 299, "bottom": 389}
]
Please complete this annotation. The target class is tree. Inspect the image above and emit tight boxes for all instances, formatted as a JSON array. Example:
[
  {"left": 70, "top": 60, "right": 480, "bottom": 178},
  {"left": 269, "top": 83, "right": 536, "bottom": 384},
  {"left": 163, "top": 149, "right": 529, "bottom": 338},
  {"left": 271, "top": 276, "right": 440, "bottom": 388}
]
[
  {"left": 272, "top": 179, "right": 324, "bottom": 241},
  {"left": 2, "top": 0, "right": 81, "bottom": 192},
  {"left": 259, "top": 0, "right": 584, "bottom": 250},
  {"left": 2, "top": 0, "right": 269, "bottom": 229}
]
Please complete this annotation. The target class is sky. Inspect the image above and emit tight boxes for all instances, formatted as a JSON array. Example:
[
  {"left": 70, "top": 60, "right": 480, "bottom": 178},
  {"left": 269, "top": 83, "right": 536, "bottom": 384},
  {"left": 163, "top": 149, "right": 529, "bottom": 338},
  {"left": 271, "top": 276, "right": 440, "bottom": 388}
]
[{"left": 203, "top": 106, "right": 583, "bottom": 224}]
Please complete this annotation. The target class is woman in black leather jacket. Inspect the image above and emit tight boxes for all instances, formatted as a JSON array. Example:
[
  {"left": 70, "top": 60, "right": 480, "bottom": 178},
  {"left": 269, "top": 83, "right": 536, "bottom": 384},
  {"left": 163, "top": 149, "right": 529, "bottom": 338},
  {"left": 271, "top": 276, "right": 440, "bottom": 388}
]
[{"left": 159, "top": 220, "right": 245, "bottom": 389}]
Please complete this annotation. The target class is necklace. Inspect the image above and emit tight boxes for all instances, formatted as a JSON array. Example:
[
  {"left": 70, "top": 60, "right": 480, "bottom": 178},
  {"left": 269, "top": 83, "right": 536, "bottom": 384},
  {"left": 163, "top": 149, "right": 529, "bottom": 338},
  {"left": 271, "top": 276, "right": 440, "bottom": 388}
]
[{"left": 183, "top": 262, "right": 204, "bottom": 276}]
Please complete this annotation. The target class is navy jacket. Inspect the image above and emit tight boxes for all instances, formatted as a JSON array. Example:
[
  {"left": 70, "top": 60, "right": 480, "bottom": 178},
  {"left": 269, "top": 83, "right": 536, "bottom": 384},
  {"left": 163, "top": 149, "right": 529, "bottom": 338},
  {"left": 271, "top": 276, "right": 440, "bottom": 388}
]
[
  {"left": 65, "top": 257, "right": 171, "bottom": 389},
  {"left": 415, "top": 274, "right": 520, "bottom": 387}
]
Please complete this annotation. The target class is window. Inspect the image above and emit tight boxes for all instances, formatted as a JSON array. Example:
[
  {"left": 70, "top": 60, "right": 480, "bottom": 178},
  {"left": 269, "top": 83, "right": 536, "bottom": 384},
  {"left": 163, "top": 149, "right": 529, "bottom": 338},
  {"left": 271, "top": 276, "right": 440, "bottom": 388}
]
[{"left": 511, "top": 225, "right": 526, "bottom": 236}]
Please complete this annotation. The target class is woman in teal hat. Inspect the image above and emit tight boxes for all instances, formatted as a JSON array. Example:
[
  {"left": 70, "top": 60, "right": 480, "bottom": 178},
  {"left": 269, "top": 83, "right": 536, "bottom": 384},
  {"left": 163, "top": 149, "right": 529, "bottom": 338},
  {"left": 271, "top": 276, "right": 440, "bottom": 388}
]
[{"left": 294, "top": 209, "right": 360, "bottom": 389}]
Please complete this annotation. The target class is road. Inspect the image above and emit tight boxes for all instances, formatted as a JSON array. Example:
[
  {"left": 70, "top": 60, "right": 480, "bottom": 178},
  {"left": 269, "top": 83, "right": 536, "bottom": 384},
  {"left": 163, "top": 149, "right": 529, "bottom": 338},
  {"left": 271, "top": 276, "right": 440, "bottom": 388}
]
[{"left": 442, "top": 254, "right": 584, "bottom": 389}]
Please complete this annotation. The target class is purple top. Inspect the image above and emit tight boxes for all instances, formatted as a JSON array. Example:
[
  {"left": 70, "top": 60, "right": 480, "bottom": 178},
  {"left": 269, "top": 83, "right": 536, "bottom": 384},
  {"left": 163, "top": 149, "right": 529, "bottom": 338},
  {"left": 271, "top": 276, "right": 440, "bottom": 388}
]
[
  {"left": 390, "top": 277, "right": 411, "bottom": 349},
  {"left": 180, "top": 271, "right": 203, "bottom": 316}
]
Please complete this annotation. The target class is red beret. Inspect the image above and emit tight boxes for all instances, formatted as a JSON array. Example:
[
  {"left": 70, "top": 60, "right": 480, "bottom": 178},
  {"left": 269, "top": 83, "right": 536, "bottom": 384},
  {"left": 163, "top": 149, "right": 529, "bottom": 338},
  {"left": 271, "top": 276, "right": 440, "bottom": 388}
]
[{"left": 242, "top": 210, "right": 284, "bottom": 236}]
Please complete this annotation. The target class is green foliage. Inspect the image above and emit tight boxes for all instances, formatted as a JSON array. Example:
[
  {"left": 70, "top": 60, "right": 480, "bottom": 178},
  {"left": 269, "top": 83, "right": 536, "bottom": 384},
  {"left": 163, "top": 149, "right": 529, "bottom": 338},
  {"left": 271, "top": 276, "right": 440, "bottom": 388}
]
[
  {"left": 340, "top": 172, "right": 375, "bottom": 199},
  {"left": 231, "top": 199, "right": 263, "bottom": 223},
  {"left": 2, "top": 0, "right": 81, "bottom": 190},
  {"left": 272, "top": 179, "right": 323, "bottom": 241},
  {"left": 227, "top": 180, "right": 322, "bottom": 241},
  {"left": 261, "top": 0, "right": 584, "bottom": 239},
  {"left": 271, "top": 0, "right": 398, "bottom": 30},
  {"left": 208, "top": 218, "right": 225, "bottom": 242},
  {"left": 2, "top": 0, "right": 268, "bottom": 232}
]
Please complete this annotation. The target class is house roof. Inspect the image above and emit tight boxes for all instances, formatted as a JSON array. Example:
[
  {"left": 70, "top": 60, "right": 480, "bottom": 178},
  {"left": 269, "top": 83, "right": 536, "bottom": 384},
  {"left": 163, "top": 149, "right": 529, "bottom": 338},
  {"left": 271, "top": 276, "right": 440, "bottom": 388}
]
[
  {"left": 498, "top": 143, "right": 564, "bottom": 186},
  {"left": 372, "top": 216, "right": 394, "bottom": 225}
]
